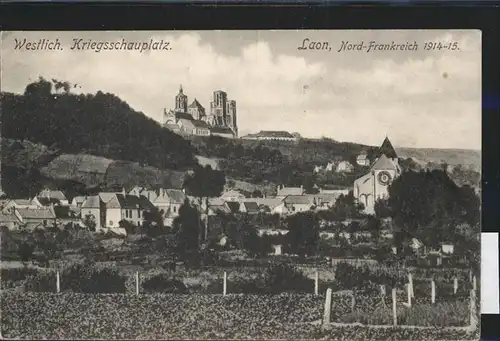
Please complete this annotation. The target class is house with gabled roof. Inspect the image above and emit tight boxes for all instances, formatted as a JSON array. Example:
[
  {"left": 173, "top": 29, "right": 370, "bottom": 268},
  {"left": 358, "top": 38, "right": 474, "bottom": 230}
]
[
  {"left": 152, "top": 188, "right": 186, "bottom": 226},
  {"left": 81, "top": 195, "right": 106, "bottom": 230},
  {"left": 283, "top": 195, "right": 316, "bottom": 214},
  {"left": 2, "top": 198, "right": 41, "bottom": 214},
  {"left": 37, "top": 189, "right": 69, "bottom": 206},
  {"left": 13, "top": 207, "right": 56, "bottom": 230},
  {"left": 71, "top": 196, "right": 87, "bottom": 208},
  {"left": 356, "top": 151, "right": 370, "bottom": 166},
  {"left": 105, "top": 194, "right": 155, "bottom": 229}
]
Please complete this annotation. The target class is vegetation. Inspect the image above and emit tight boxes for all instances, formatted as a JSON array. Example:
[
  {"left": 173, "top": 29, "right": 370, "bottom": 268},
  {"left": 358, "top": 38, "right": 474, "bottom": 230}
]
[
  {"left": 1, "top": 77, "right": 197, "bottom": 170},
  {"left": 23, "top": 262, "right": 127, "bottom": 293}
]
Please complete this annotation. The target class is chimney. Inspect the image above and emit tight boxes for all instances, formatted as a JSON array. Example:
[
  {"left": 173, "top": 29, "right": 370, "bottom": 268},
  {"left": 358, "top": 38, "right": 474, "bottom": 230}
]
[
  {"left": 300, "top": 185, "right": 303, "bottom": 189},
  {"left": 182, "top": 188, "right": 186, "bottom": 194}
]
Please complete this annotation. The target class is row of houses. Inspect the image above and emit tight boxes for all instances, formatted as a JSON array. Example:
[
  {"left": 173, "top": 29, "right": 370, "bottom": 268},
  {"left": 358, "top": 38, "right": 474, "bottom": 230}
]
[
  {"left": 0, "top": 187, "right": 187, "bottom": 231},
  {"left": 206, "top": 185, "right": 348, "bottom": 216},
  {"left": 0, "top": 184, "right": 350, "bottom": 232}
]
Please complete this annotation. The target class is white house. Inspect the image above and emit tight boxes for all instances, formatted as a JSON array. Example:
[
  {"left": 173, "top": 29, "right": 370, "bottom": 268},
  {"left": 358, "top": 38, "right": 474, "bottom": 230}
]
[
  {"left": 283, "top": 195, "right": 315, "bottom": 214},
  {"left": 105, "top": 194, "right": 155, "bottom": 228},
  {"left": 356, "top": 152, "right": 370, "bottom": 166},
  {"left": 80, "top": 195, "right": 105, "bottom": 230},
  {"left": 336, "top": 161, "right": 354, "bottom": 173}
]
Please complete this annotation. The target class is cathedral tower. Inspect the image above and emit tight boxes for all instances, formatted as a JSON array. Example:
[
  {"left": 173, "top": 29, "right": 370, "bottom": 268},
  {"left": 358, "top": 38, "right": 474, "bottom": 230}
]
[
  {"left": 226, "top": 100, "right": 238, "bottom": 137},
  {"left": 175, "top": 85, "right": 188, "bottom": 113},
  {"left": 210, "top": 90, "right": 227, "bottom": 126}
]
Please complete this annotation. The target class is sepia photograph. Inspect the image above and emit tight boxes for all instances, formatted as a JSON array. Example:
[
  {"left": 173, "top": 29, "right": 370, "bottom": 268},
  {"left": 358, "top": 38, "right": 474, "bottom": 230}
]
[{"left": 0, "top": 29, "right": 481, "bottom": 340}]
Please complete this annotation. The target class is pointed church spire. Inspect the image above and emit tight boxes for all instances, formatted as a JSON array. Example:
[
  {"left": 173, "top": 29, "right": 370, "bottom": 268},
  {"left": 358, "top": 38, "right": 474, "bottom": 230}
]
[
  {"left": 179, "top": 84, "right": 183, "bottom": 93},
  {"left": 378, "top": 136, "right": 398, "bottom": 159}
]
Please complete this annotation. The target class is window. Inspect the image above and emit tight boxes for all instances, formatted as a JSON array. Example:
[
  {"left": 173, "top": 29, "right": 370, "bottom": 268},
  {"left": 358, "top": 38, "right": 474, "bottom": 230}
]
[
  {"left": 173, "top": 206, "right": 177, "bottom": 213},
  {"left": 43, "top": 220, "right": 47, "bottom": 225}
]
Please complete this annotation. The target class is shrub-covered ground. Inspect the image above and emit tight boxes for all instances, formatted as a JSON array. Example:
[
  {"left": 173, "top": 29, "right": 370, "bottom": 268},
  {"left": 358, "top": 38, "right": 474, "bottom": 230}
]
[{"left": 1, "top": 292, "right": 478, "bottom": 340}]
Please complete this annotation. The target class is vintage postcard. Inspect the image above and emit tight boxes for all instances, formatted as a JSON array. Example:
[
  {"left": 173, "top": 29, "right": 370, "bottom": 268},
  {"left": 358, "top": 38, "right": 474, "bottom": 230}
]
[{"left": 1, "top": 30, "right": 481, "bottom": 340}]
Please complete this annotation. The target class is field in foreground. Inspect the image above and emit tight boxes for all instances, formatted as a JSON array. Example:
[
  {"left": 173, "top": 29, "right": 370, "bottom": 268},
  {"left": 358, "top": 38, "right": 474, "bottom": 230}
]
[{"left": 1, "top": 293, "right": 478, "bottom": 340}]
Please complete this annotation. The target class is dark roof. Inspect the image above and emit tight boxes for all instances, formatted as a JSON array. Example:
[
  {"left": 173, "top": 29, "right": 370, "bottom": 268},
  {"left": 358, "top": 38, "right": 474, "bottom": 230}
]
[
  {"left": 53, "top": 206, "right": 80, "bottom": 219},
  {"left": 254, "top": 131, "right": 295, "bottom": 138},
  {"left": 210, "top": 126, "right": 234, "bottom": 135},
  {"left": 174, "top": 112, "right": 195, "bottom": 120},
  {"left": 225, "top": 201, "right": 240, "bottom": 213},
  {"left": 192, "top": 120, "right": 210, "bottom": 129},
  {"left": 242, "top": 201, "right": 259, "bottom": 212},
  {"left": 37, "top": 197, "right": 61, "bottom": 206},
  {"left": 377, "top": 137, "right": 398, "bottom": 159},
  {"left": 108, "top": 194, "right": 155, "bottom": 210},
  {"left": 188, "top": 99, "right": 205, "bottom": 110}
]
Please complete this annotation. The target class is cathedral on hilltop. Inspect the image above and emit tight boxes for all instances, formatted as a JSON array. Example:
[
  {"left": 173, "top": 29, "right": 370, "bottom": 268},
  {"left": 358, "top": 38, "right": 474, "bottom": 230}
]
[
  {"left": 353, "top": 137, "right": 402, "bottom": 214},
  {"left": 163, "top": 85, "right": 238, "bottom": 138}
]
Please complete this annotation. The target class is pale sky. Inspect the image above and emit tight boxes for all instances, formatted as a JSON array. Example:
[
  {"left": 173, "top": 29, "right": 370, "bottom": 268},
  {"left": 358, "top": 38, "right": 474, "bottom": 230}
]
[{"left": 1, "top": 30, "right": 481, "bottom": 150}]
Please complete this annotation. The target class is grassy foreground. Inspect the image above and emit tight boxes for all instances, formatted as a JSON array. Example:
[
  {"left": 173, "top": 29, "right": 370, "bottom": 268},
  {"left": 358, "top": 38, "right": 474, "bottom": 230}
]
[{"left": 1, "top": 292, "right": 478, "bottom": 340}]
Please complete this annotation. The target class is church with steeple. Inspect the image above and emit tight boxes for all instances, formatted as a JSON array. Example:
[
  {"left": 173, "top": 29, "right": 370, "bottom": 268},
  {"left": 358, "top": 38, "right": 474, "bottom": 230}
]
[
  {"left": 353, "top": 137, "right": 402, "bottom": 214},
  {"left": 163, "top": 85, "right": 238, "bottom": 138}
]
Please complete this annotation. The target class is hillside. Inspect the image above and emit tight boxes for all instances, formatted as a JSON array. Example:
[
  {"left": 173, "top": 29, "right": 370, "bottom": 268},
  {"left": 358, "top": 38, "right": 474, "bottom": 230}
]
[
  {"left": 1, "top": 77, "right": 197, "bottom": 172},
  {"left": 395, "top": 147, "right": 480, "bottom": 172},
  {"left": 1, "top": 138, "right": 186, "bottom": 199}
]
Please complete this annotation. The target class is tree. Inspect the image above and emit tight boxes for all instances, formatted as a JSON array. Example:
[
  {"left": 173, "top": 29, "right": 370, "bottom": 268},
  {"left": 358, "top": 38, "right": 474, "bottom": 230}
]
[
  {"left": 374, "top": 198, "right": 392, "bottom": 219},
  {"left": 286, "top": 212, "right": 320, "bottom": 260},
  {"left": 251, "top": 189, "right": 263, "bottom": 198},
  {"left": 83, "top": 214, "right": 97, "bottom": 231},
  {"left": 387, "top": 169, "right": 480, "bottom": 248},
  {"left": 330, "top": 191, "right": 365, "bottom": 220},
  {"left": 18, "top": 242, "right": 35, "bottom": 264},
  {"left": 365, "top": 216, "right": 382, "bottom": 242},
  {"left": 142, "top": 207, "right": 166, "bottom": 237},
  {"left": 183, "top": 165, "right": 226, "bottom": 244},
  {"left": 172, "top": 199, "right": 202, "bottom": 264}
]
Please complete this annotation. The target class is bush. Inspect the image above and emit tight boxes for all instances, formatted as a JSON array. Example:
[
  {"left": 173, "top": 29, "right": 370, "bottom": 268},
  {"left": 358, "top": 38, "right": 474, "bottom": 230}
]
[
  {"left": 141, "top": 274, "right": 188, "bottom": 293},
  {"left": 24, "top": 263, "right": 126, "bottom": 293},
  {"left": 262, "top": 262, "right": 313, "bottom": 293},
  {"left": 0, "top": 267, "right": 40, "bottom": 289}
]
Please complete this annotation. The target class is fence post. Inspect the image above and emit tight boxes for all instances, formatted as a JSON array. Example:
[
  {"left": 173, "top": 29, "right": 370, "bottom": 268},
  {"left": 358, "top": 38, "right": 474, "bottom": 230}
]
[
  {"left": 351, "top": 289, "right": 356, "bottom": 312},
  {"left": 431, "top": 279, "right": 436, "bottom": 304},
  {"left": 392, "top": 287, "right": 397, "bottom": 326},
  {"left": 323, "top": 288, "right": 332, "bottom": 326},
  {"left": 223, "top": 271, "right": 227, "bottom": 296},
  {"left": 409, "top": 272, "right": 414, "bottom": 298},
  {"left": 314, "top": 271, "right": 319, "bottom": 296},
  {"left": 469, "top": 289, "right": 477, "bottom": 329},
  {"left": 472, "top": 275, "right": 477, "bottom": 292},
  {"left": 380, "top": 284, "right": 386, "bottom": 296},
  {"left": 453, "top": 277, "right": 458, "bottom": 295},
  {"left": 56, "top": 270, "right": 60, "bottom": 293},
  {"left": 407, "top": 283, "right": 411, "bottom": 307},
  {"left": 135, "top": 271, "right": 139, "bottom": 295}
]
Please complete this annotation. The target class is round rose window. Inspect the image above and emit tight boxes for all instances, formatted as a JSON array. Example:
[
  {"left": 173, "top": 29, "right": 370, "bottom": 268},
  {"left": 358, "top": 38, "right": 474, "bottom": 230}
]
[{"left": 377, "top": 171, "right": 392, "bottom": 185}]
